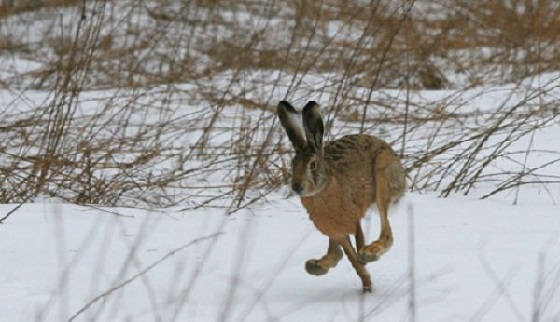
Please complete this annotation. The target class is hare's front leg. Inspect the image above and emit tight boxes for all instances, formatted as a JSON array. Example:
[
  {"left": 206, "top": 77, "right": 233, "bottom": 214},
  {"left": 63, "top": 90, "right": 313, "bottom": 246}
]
[
  {"left": 305, "top": 238, "right": 343, "bottom": 275},
  {"left": 338, "top": 235, "right": 372, "bottom": 293}
]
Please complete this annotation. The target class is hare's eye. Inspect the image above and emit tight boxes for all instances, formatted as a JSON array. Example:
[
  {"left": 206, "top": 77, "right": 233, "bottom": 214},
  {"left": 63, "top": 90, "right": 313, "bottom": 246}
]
[{"left": 309, "top": 160, "right": 317, "bottom": 170}]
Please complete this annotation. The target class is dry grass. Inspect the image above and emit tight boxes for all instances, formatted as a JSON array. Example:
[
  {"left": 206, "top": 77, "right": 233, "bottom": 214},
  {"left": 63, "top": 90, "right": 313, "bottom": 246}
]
[{"left": 0, "top": 0, "right": 559, "bottom": 211}]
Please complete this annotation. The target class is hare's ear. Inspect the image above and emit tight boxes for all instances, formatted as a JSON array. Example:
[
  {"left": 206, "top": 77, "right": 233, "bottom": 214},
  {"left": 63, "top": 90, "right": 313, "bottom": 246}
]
[
  {"left": 302, "top": 101, "right": 324, "bottom": 152},
  {"left": 277, "top": 101, "right": 306, "bottom": 152}
]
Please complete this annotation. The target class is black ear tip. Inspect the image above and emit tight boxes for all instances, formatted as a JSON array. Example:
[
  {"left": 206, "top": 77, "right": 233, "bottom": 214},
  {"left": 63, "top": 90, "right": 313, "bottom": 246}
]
[
  {"left": 278, "top": 100, "right": 297, "bottom": 113},
  {"left": 303, "top": 101, "right": 320, "bottom": 114}
]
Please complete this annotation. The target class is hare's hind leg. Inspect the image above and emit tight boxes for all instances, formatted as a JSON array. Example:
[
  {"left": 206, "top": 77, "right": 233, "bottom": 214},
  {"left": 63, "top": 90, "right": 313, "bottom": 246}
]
[
  {"left": 338, "top": 235, "right": 372, "bottom": 293},
  {"left": 355, "top": 221, "right": 367, "bottom": 264},
  {"left": 305, "top": 238, "right": 343, "bottom": 275},
  {"left": 358, "top": 155, "right": 395, "bottom": 263}
]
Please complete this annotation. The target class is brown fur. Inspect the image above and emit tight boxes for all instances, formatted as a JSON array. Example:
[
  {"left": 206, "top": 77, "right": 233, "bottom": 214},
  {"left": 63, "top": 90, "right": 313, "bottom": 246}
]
[
  {"left": 277, "top": 101, "right": 406, "bottom": 292},
  {"left": 301, "top": 134, "right": 404, "bottom": 238}
]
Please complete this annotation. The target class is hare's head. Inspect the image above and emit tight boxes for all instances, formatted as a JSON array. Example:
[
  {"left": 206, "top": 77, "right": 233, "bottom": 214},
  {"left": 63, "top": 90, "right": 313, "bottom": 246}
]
[{"left": 277, "top": 101, "right": 328, "bottom": 197}]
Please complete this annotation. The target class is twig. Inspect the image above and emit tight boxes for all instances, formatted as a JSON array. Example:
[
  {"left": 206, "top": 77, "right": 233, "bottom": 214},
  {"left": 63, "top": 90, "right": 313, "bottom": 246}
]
[
  {"left": 472, "top": 248, "right": 525, "bottom": 322},
  {"left": 531, "top": 252, "right": 545, "bottom": 322},
  {"left": 359, "top": 0, "right": 416, "bottom": 133},
  {"left": 66, "top": 233, "right": 222, "bottom": 322},
  {"left": 408, "top": 203, "right": 416, "bottom": 322},
  {"left": 0, "top": 202, "right": 24, "bottom": 224}
]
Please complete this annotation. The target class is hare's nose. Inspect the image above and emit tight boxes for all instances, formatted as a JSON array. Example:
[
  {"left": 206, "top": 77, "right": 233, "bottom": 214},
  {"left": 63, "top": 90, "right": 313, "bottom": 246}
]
[{"left": 292, "top": 183, "right": 304, "bottom": 195}]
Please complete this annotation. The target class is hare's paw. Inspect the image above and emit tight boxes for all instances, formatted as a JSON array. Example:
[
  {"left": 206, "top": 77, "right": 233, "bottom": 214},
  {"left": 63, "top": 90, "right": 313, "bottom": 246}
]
[
  {"left": 360, "top": 272, "right": 372, "bottom": 293},
  {"left": 358, "top": 251, "right": 379, "bottom": 263},
  {"left": 358, "top": 242, "right": 386, "bottom": 263},
  {"left": 305, "top": 259, "right": 330, "bottom": 275}
]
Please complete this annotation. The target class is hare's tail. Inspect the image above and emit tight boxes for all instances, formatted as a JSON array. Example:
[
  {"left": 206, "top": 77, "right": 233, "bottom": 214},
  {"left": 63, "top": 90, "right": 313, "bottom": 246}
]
[
  {"left": 386, "top": 160, "right": 406, "bottom": 201},
  {"left": 373, "top": 147, "right": 407, "bottom": 207}
]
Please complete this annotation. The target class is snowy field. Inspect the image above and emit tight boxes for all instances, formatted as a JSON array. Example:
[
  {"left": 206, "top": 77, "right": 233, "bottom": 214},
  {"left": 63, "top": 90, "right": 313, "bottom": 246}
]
[
  {"left": 0, "top": 0, "right": 560, "bottom": 322},
  {"left": 1, "top": 189, "right": 559, "bottom": 321},
  {"left": 1, "top": 80, "right": 560, "bottom": 321},
  {"left": 1, "top": 3, "right": 559, "bottom": 321},
  {"left": 1, "top": 78, "right": 559, "bottom": 320}
]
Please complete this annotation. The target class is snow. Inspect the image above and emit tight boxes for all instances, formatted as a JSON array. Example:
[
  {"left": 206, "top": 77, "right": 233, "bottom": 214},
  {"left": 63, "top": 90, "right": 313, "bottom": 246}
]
[
  {"left": 1, "top": 2, "right": 559, "bottom": 320},
  {"left": 1, "top": 191, "right": 559, "bottom": 321},
  {"left": 1, "top": 71, "right": 558, "bottom": 320}
]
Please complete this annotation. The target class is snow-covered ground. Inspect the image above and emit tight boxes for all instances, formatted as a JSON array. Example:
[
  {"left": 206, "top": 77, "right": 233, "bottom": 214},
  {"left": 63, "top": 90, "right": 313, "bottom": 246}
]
[
  {"left": 1, "top": 75, "right": 558, "bottom": 321},
  {"left": 1, "top": 190, "right": 559, "bottom": 322},
  {"left": 1, "top": 3, "right": 559, "bottom": 321}
]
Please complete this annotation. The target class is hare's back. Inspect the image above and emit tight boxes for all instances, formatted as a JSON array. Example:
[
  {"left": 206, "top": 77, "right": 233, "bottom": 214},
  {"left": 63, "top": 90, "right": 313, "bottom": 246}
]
[
  {"left": 324, "top": 134, "right": 392, "bottom": 172},
  {"left": 326, "top": 134, "right": 405, "bottom": 203},
  {"left": 302, "top": 134, "right": 399, "bottom": 238}
]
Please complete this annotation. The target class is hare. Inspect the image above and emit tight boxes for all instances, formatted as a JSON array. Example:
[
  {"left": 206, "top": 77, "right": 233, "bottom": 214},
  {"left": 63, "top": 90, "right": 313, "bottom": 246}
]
[{"left": 277, "top": 100, "right": 406, "bottom": 293}]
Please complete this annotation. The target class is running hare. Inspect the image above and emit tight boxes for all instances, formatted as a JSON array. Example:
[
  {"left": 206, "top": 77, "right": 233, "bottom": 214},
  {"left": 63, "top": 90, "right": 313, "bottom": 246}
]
[{"left": 277, "top": 101, "right": 406, "bottom": 293}]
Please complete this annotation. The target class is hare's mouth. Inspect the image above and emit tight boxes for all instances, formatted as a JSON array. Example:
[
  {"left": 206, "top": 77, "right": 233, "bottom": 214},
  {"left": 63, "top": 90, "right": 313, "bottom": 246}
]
[
  {"left": 295, "top": 190, "right": 319, "bottom": 197},
  {"left": 292, "top": 181, "right": 320, "bottom": 197}
]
